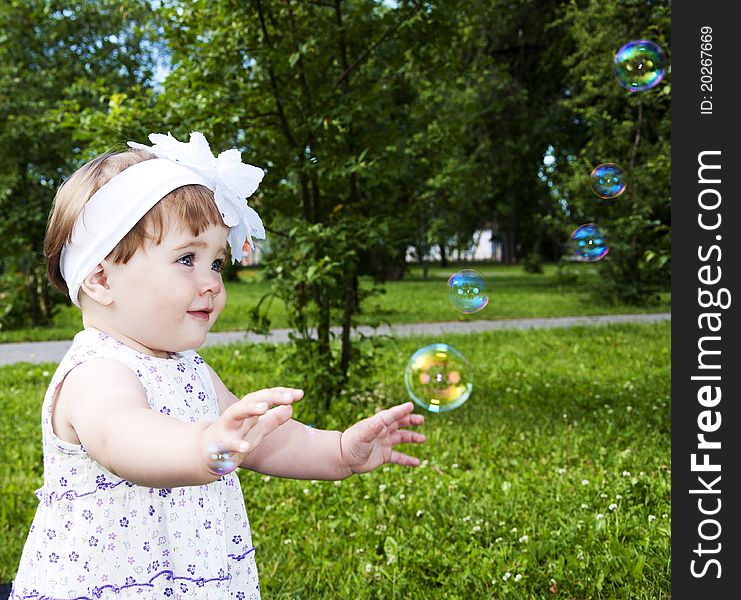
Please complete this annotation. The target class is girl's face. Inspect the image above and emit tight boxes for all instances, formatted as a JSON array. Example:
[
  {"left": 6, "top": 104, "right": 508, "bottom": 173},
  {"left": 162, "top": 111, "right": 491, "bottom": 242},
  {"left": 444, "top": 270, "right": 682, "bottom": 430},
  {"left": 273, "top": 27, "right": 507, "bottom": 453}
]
[{"left": 101, "top": 222, "right": 229, "bottom": 357}]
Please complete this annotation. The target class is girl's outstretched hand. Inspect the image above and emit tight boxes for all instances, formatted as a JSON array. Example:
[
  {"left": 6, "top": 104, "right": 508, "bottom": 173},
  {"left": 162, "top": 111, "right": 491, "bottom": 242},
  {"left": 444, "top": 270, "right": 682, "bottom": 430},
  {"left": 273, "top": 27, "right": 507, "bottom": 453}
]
[
  {"left": 202, "top": 387, "right": 303, "bottom": 475},
  {"left": 339, "top": 401, "right": 426, "bottom": 475}
]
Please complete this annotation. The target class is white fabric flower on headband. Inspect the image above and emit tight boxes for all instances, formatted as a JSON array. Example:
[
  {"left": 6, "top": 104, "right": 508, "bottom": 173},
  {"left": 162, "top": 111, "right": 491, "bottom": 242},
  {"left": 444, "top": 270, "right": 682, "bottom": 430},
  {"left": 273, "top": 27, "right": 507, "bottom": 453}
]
[{"left": 128, "top": 132, "right": 266, "bottom": 262}]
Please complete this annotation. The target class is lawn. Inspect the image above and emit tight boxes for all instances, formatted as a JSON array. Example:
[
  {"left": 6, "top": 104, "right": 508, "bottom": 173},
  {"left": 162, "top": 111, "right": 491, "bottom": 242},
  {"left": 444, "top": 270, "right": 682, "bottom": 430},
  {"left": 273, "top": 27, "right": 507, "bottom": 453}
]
[
  {"left": 1, "top": 322, "right": 671, "bottom": 598},
  {"left": 0, "top": 263, "right": 670, "bottom": 343}
]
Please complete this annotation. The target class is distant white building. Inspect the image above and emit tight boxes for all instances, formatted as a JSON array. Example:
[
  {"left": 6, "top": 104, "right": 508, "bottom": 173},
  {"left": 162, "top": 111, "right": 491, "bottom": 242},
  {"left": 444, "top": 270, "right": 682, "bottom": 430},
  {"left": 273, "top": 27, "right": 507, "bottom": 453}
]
[{"left": 405, "top": 229, "right": 502, "bottom": 263}]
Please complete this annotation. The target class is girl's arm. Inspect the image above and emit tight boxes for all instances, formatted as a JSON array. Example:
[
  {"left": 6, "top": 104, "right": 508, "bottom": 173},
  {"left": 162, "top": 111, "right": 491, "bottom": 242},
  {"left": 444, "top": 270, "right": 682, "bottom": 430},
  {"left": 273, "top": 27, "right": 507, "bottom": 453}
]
[
  {"left": 207, "top": 366, "right": 426, "bottom": 480},
  {"left": 56, "top": 358, "right": 300, "bottom": 488}
]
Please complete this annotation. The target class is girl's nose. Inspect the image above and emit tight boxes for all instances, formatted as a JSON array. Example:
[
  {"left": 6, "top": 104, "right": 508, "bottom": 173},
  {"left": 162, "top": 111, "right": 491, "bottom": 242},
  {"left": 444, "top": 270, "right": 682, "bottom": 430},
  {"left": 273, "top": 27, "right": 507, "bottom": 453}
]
[{"left": 200, "top": 269, "right": 223, "bottom": 296}]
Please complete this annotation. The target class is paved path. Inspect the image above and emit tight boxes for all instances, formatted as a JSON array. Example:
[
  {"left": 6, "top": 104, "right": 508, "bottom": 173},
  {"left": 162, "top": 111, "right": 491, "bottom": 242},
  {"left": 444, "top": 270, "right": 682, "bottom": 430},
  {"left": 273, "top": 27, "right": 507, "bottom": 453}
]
[{"left": 0, "top": 313, "right": 670, "bottom": 366}]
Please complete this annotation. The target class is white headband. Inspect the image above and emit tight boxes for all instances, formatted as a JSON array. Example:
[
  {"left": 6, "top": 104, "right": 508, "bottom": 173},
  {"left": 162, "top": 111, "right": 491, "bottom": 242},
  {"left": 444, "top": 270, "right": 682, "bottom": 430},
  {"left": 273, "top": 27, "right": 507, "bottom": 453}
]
[{"left": 60, "top": 132, "right": 265, "bottom": 307}]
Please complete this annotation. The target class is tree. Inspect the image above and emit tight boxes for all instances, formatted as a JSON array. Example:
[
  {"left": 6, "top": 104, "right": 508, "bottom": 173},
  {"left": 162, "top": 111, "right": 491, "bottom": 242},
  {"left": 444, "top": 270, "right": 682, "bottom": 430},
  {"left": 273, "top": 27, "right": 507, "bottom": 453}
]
[
  {"left": 552, "top": 0, "right": 671, "bottom": 302},
  {"left": 0, "top": 0, "right": 158, "bottom": 328}
]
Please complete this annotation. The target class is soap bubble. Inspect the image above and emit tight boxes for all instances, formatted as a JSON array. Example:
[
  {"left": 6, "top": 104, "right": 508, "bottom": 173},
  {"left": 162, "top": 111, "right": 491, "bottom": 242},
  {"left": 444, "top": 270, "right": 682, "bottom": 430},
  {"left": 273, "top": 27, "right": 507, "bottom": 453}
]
[
  {"left": 614, "top": 40, "right": 666, "bottom": 92},
  {"left": 569, "top": 224, "right": 608, "bottom": 262},
  {"left": 404, "top": 343, "right": 473, "bottom": 413},
  {"left": 590, "top": 163, "right": 626, "bottom": 199},
  {"left": 447, "top": 269, "right": 488, "bottom": 314},
  {"left": 205, "top": 444, "right": 238, "bottom": 476}
]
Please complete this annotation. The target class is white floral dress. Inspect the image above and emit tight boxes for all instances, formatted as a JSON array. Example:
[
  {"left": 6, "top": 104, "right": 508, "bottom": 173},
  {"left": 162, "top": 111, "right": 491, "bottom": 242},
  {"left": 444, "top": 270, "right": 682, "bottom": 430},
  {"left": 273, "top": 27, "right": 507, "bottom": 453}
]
[{"left": 11, "top": 328, "right": 260, "bottom": 599}]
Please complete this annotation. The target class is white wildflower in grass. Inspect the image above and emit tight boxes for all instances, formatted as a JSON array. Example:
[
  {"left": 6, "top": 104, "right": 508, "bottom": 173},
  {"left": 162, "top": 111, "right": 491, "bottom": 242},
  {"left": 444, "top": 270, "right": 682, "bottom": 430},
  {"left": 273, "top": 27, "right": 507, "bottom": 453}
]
[
  {"left": 615, "top": 494, "right": 622, "bottom": 499},
  {"left": 363, "top": 494, "right": 370, "bottom": 500},
  {"left": 609, "top": 503, "right": 618, "bottom": 511},
  {"left": 503, "top": 572, "right": 512, "bottom": 581},
  {"left": 463, "top": 515, "right": 472, "bottom": 522},
  {"left": 399, "top": 493, "right": 405, "bottom": 500},
  {"left": 581, "top": 503, "right": 589, "bottom": 509},
  {"left": 600, "top": 493, "right": 608, "bottom": 498},
  {"left": 622, "top": 471, "right": 631, "bottom": 477},
  {"left": 378, "top": 484, "right": 386, "bottom": 492},
  {"left": 233, "top": 349, "right": 241, "bottom": 357},
  {"left": 262, "top": 475, "right": 271, "bottom": 482},
  {"left": 596, "top": 513, "right": 605, "bottom": 520},
  {"left": 416, "top": 510, "right": 424, "bottom": 518},
  {"left": 334, "top": 480, "right": 342, "bottom": 486},
  {"left": 510, "top": 527, "right": 518, "bottom": 533},
  {"left": 545, "top": 382, "right": 552, "bottom": 388},
  {"left": 42, "top": 370, "right": 50, "bottom": 377},
  {"left": 365, "top": 563, "right": 372, "bottom": 573},
  {"left": 472, "top": 525, "right": 481, "bottom": 533},
  {"left": 581, "top": 479, "right": 589, "bottom": 486},
  {"left": 382, "top": 466, "right": 390, "bottom": 473},
  {"left": 303, "top": 488, "right": 309, "bottom": 495},
  {"left": 648, "top": 515, "right": 657, "bottom": 522},
  {"left": 558, "top": 467, "right": 566, "bottom": 474},
  {"left": 495, "top": 537, "right": 503, "bottom": 543},
  {"left": 662, "top": 513, "right": 668, "bottom": 518},
  {"left": 452, "top": 463, "right": 459, "bottom": 468},
  {"left": 283, "top": 539, "right": 293, "bottom": 544},
  {"left": 514, "top": 574, "right": 522, "bottom": 582},
  {"left": 519, "top": 535, "right": 529, "bottom": 543}
]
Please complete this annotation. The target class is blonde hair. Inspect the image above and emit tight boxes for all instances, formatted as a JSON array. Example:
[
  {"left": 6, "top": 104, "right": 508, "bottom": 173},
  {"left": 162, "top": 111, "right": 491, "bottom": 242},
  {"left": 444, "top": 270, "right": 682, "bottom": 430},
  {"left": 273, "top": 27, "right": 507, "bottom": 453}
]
[{"left": 45, "top": 148, "right": 224, "bottom": 297}]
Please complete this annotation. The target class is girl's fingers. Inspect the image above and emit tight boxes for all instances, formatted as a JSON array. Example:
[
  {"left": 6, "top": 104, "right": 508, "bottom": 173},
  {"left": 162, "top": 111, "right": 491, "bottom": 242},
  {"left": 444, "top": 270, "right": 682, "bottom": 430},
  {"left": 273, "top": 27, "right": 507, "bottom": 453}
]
[
  {"left": 241, "top": 387, "right": 304, "bottom": 406},
  {"left": 256, "top": 405, "right": 294, "bottom": 435},
  {"left": 396, "top": 413, "right": 425, "bottom": 428},
  {"left": 391, "top": 430, "right": 426, "bottom": 446},
  {"left": 389, "top": 450, "right": 421, "bottom": 467}
]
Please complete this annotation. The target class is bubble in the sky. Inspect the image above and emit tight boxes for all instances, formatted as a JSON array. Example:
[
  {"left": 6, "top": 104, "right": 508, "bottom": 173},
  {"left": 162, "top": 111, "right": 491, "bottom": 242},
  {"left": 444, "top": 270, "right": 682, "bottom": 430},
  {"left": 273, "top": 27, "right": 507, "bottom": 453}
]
[
  {"left": 447, "top": 269, "right": 488, "bottom": 314},
  {"left": 569, "top": 224, "right": 609, "bottom": 262},
  {"left": 590, "top": 163, "right": 626, "bottom": 199},
  {"left": 404, "top": 343, "right": 473, "bottom": 413},
  {"left": 614, "top": 40, "right": 666, "bottom": 92}
]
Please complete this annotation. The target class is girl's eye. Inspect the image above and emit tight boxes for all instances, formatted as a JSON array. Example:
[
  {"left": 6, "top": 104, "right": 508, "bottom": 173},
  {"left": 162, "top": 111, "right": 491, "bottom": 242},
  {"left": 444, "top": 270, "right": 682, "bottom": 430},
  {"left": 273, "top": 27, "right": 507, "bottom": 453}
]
[
  {"left": 177, "top": 254, "right": 194, "bottom": 267},
  {"left": 211, "top": 259, "right": 224, "bottom": 272}
]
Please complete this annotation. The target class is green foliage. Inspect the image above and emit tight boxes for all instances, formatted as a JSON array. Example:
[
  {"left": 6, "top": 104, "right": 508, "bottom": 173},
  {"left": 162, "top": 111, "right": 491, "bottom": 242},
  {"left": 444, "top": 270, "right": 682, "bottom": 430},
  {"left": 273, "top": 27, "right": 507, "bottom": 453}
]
[
  {"left": 551, "top": 0, "right": 671, "bottom": 303},
  {"left": 1, "top": 322, "right": 671, "bottom": 596},
  {"left": 0, "top": 0, "right": 159, "bottom": 327}
]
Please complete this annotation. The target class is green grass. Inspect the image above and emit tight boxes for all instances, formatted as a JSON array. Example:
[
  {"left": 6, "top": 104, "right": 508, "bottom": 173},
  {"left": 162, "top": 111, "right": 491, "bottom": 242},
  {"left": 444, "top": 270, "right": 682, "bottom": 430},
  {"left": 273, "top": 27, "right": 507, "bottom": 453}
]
[
  {"left": 0, "top": 263, "right": 670, "bottom": 343},
  {"left": 1, "top": 322, "right": 671, "bottom": 597}
]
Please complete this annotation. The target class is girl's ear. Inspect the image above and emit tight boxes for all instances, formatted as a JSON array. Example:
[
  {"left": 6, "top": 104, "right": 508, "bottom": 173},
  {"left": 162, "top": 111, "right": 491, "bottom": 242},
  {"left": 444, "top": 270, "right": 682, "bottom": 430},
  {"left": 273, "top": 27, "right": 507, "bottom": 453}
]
[{"left": 79, "top": 262, "right": 113, "bottom": 306}]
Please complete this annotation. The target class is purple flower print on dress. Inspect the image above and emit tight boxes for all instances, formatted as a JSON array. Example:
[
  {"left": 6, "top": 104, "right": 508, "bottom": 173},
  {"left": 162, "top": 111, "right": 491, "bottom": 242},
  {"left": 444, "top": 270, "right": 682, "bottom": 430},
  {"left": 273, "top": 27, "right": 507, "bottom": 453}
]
[
  {"left": 69, "top": 551, "right": 79, "bottom": 562},
  {"left": 46, "top": 528, "right": 56, "bottom": 540},
  {"left": 148, "top": 505, "right": 155, "bottom": 516},
  {"left": 49, "top": 552, "right": 59, "bottom": 563},
  {"left": 164, "top": 589, "right": 173, "bottom": 597},
  {"left": 187, "top": 564, "right": 196, "bottom": 575},
  {"left": 232, "top": 535, "right": 242, "bottom": 544},
  {"left": 59, "top": 477, "right": 67, "bottom": 486},
  {"left": 82, "top": 509, "right": 93, "bottom": 521},
  {"left": 89, "top": 536, "right": 98, "bottom": 547},
  {"left": 177, "top": 363, "right": 186, "bottom": 373},
  {"left": 194, "top": 356, "right": 204, "bottom": 364},
  {"left": 119, "top": 517, "right": 129, "bottom": 527},
  {"left": 160, "top": 406, "right": 171, "bottom": 415},
  {"left": 185, "top": 383, "right": 193, "bottom": 393},
  {"left": 143, "top": 541, "right": 149, "bottom": 551}
]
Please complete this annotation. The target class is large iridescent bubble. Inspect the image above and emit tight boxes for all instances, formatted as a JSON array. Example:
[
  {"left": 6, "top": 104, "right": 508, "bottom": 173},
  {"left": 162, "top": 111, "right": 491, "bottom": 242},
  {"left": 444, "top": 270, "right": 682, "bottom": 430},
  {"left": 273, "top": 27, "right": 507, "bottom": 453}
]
[
  {"left": 590, "top": 163, "right": 626, "bottom": 199},
  {"left": 404, "top": 343, "right": 473, "bottom": 413},
  {"left": 614, "top": 40, "right": 667, "bottom": 92},
  {"left": 447, "top": 269, "right": 489, "bottom": 314},
  {"left": 569, "top": 224, "right": 609, "bottom": 262}
]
